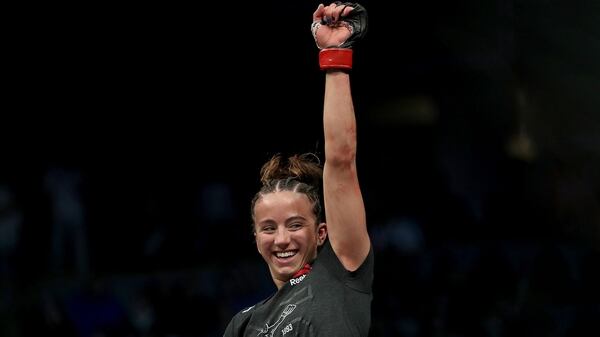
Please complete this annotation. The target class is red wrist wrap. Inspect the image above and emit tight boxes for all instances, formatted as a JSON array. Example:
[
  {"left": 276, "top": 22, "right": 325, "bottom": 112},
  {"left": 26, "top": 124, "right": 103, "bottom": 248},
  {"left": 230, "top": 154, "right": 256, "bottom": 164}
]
[{"left": 319, "top": 48, "right": 353, "bottom": 71}]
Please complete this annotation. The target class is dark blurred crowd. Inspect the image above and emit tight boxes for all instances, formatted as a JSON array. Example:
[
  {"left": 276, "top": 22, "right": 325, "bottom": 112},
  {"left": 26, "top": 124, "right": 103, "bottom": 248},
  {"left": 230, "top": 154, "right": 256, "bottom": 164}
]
[{"left": 1, "top": 154, "right": 599, "bottom": 337}]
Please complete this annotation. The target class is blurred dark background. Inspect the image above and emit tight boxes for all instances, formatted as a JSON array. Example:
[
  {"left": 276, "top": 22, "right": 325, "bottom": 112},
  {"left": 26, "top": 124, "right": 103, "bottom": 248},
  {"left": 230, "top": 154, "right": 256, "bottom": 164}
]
[{"left": 2, "top": 0, "right": 600, "bottom": 336}]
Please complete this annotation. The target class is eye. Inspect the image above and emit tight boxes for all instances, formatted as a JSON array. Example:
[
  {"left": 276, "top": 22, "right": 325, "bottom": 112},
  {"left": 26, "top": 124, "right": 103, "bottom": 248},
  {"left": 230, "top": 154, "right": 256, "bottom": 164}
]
[
  {"left": 289, "top": 222, "right": 303, "bottom": 230},
  {"left": 261, "top": 226, "right": 275, "bottom": 233}
]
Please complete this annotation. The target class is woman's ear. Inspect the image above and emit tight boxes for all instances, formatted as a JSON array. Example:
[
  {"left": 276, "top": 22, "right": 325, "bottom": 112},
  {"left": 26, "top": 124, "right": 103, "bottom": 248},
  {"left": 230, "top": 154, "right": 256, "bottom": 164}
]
[
  {"left": 253, "top": 228, "right": 260, "bottom": 253},
  {"left": 255, "top": 235, "right": 263, "bottom": 255},
  {"left": 317, "top": 222, "right": 327, "bottom": 246}
]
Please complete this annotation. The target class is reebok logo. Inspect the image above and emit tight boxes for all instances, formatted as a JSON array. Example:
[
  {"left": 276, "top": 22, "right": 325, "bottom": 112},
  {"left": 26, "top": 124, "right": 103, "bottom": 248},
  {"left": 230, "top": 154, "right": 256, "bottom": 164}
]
[{"left": 289, "top": 274, "right": 306, "bottom": 286}]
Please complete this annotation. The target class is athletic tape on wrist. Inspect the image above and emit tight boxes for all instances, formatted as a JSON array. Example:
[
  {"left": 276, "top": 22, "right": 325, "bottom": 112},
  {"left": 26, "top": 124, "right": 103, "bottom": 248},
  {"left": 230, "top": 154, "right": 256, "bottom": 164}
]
[{"left": 319, "top": 48, "right": 353, "bottom": 71}]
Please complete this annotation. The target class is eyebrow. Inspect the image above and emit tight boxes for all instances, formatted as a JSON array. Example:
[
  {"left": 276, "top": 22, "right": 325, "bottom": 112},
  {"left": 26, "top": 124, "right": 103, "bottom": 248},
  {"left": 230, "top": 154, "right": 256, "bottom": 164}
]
[
  {"left": 258, "top": 215, "right": 308, "bottom": 227},
  {"left": 286, "top": 216, "right": 308, "bottom": 224}
]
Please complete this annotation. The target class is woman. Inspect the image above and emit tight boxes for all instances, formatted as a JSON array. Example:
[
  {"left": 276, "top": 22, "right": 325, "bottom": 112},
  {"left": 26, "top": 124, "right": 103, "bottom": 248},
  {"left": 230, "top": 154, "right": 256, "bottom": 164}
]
[{"left": 224, "top": 3, "right": 372, "bottom": 336}]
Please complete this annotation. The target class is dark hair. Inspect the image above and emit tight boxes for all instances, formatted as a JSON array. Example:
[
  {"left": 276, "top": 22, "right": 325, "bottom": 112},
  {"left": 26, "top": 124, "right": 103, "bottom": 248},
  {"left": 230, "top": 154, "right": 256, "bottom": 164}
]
[{"left": 251, "top": 153, "right": 323, "bottom": 227}]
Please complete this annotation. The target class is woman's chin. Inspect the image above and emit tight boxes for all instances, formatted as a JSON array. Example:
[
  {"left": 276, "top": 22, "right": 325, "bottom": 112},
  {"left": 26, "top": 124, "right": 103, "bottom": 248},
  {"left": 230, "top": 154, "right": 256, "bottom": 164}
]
[{"left": 275, "top": 266, "right": 296, "bottom": 279}]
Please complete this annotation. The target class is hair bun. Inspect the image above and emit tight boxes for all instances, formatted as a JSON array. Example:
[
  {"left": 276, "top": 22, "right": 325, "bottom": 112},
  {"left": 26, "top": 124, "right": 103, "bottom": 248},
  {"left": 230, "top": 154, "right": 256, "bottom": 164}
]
[{"left": 260, "top": 153, "right": 322, "bottom": 188}]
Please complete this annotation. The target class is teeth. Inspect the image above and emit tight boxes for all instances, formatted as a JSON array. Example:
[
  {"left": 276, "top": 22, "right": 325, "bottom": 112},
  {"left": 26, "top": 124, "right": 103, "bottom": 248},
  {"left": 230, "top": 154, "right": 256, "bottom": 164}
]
[{"left": 276, "top": 251, "right": 296, "bottom": 258}]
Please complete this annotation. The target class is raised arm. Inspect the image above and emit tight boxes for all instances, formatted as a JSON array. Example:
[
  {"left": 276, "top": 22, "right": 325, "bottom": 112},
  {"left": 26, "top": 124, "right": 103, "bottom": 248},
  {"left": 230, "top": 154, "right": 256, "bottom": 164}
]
[{"left": 313, "top": 2, "right": 370, "bottom": 271}]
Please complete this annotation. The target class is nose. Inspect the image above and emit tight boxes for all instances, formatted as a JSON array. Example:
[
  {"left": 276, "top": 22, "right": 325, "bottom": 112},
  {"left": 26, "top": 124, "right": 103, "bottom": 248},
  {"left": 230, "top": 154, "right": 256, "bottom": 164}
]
[{"left": 274, "top": 228, "right": 291, "bottom": 247}]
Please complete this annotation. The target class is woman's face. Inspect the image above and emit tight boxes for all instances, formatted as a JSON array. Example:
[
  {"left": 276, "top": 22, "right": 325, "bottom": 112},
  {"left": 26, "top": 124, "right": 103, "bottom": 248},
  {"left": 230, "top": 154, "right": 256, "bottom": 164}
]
[{"left": 254, "top": 191, "right": 326, "bottom": 288}]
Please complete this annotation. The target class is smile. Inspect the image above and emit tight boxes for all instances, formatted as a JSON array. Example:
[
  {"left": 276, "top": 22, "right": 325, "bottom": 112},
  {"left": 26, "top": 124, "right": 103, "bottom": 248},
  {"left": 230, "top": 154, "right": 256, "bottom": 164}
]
[{"left": 274, "top": 250, "right": 298, "bottom": 258}]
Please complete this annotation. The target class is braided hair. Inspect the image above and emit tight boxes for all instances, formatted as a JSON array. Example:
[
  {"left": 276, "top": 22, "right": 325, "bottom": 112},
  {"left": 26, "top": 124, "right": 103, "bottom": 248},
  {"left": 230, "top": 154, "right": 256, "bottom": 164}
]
[{"left": 251, "top": 153, "right": 324, "bottom": 228}]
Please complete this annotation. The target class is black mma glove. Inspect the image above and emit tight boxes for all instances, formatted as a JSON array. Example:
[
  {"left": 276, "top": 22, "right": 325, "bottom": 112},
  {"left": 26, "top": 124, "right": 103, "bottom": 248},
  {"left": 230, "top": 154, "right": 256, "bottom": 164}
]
[{"left": 311, "top": 2, "right": 368, "bottom": 71}]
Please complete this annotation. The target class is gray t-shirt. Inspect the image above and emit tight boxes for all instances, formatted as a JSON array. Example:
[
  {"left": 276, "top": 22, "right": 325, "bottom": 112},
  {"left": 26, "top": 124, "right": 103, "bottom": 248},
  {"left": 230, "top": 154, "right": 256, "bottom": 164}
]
[{"left": 223, "top": 239, "right": 374, "bottom": 336}]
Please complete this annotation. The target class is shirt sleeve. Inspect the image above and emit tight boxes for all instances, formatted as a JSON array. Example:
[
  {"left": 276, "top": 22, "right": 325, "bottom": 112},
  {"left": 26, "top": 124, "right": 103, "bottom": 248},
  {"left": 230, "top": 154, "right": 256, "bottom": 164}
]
[
  {"left": 223, "top": 318, "right": 235, "bottom": 337},
  {"left": 315, "top": 239, "right": 374, "bottom": 293}
]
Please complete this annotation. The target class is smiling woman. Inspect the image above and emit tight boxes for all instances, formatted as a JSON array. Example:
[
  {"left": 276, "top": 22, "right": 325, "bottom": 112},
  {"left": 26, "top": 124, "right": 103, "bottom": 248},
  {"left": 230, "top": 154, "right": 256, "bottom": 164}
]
[
  {"left": 252, "top": 155, "right": 328, "bottom": 289},
  {"left": 222, "top": 2, "right": 373, "bottom": 336}
]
